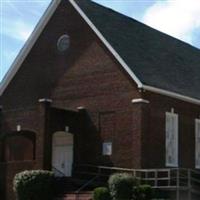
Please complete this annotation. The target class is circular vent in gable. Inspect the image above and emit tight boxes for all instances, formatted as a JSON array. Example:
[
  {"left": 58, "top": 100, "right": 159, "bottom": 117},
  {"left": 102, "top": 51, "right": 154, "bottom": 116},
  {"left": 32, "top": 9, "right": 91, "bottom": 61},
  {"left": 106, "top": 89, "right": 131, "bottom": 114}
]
[{"left": 57, "top": 34, "right": 70, "bottom": 52}]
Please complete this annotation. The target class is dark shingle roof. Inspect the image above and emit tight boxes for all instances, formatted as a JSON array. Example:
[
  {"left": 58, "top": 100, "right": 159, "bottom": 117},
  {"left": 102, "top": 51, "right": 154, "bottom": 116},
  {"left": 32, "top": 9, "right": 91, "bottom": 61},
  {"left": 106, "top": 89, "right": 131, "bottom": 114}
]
[{"left": 76, "top": 0, "right": 200, "bottom": 100}]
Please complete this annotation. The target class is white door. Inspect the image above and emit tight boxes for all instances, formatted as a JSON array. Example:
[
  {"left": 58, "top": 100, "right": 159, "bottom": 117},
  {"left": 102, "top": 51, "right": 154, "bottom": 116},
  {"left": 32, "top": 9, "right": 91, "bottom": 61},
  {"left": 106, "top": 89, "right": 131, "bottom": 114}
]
[
  {"left": 52, "top": 132, "right": 73, "bottom": 177},
  {"left": 63, "top": 145, "right": 73, "bottom": 176}
]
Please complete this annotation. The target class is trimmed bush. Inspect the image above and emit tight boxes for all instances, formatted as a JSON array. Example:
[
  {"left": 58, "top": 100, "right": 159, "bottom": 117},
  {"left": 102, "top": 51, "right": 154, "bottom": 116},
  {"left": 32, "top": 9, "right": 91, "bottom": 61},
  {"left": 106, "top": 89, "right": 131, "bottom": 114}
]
[
  {"left": 13, "top": 170, "right": 54, "bottom": 200},
  {"left": 133, "top": 184, "right": 154, "bottom": 200},
  {"left": 93, "top": 187, "right": 111, "bottom": 200},
  {"left": 108, "top": 173, "right": 138, "bottom": 200}
]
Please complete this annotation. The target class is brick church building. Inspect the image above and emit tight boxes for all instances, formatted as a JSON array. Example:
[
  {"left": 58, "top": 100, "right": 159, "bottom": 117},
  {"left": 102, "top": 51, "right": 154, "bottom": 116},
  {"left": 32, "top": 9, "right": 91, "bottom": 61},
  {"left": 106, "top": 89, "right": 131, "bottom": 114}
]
[{"left": 0, "top": 0, "right": 200, "bottom": 199}]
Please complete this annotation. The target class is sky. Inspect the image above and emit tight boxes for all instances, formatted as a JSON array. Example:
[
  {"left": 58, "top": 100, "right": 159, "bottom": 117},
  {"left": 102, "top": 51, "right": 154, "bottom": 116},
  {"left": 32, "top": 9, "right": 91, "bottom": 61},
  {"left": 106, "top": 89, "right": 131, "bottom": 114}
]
[{"left": 1, "top": 0, "right": 200, "bottom": 81}]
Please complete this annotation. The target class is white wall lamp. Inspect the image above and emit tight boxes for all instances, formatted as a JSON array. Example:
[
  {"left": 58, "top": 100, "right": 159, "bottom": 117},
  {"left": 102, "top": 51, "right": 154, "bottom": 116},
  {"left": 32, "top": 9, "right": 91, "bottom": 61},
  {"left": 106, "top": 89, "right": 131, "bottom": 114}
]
[{"left": 17, "top": 125, "right": 21, "bottom": 132}]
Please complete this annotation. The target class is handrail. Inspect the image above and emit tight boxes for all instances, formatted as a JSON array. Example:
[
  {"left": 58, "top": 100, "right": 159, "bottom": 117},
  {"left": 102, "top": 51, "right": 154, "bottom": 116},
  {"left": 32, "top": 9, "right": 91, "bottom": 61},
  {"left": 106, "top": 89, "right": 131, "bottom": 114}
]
[
  {"left": 75, "top": 175, "right": 99, "bottom": 193},
  {"left": 191, "top": 177, "right": 200, "bottom": 184},
  {"left": 77, "top": 164, "right": 200, "bottom": 173},
  {"left": 76, "top": 167, "right": 102, "bottom": 193},
  {"left": 52, "top": 166, "right": 66, "bottom": 177},
  {"left": 190, "top": 169, "right": 200, "bottom": 174},
  {"left": 74, "top": 164, "right": 200, "bottom": 194},
  {"left": 76, "top": 164, "right": 180, "bottom": 172},
  {"left": 76, "top": 164, "right": 200, "bottom": 176}
]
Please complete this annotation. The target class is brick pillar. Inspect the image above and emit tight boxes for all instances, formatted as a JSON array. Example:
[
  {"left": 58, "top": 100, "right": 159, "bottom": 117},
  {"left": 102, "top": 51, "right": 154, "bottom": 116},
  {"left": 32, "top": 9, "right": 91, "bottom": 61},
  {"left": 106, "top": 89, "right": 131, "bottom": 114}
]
[
  {"left": 37, "top": 99, "right": 52, "bottom": 169},
  {"left": 132, "top": 98, "right": 150, "bottom": 169},
  {"left": 0, "top": 106, "right": 3, "bottom": 162},
  {"left": 0, "top": 105, "right": 2, "bottom": 134},
  {"left": 0, "top": 106, "right": 6, "bottom": 200},
  {"left": 75, "top": 106, "right": 86, "bottom": 165}
]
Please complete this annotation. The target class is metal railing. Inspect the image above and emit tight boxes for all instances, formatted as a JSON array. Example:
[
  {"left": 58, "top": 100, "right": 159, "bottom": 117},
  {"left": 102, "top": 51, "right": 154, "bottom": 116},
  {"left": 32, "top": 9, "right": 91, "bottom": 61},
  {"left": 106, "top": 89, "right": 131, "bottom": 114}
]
[
  {"left": 75, "top": 175, "right": 99, "bottom": 193},
  {"left": 53, "top": 164, "right": 200, "bottom": 200},
  {"left": 74, "top": 164, "right": 200, "bottom": 200},
  {"left": 74, "top": 167, "right": 102, "bottom": 200},
  {"left": 52, "top": 165, "right": 100, "bottom": 200},
  {"left": 52, "top": 166, "right": 66, "bottom": 177}
]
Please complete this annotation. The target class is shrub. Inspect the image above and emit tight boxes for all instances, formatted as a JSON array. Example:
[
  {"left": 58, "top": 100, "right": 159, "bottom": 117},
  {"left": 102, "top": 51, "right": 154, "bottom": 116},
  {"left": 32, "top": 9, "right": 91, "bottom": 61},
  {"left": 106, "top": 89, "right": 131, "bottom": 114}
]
[
  {"left": 93, "top": 187, "right": 111, "bottom": 200},
  {"left": 13, "top": 170, "right": 54, "bottom": 200},
  {"left": 133, "top": 184, "right": 153, "bottom": 200},
  {"left": 108, "top": 173, "right": 138, "bottom": 200}
]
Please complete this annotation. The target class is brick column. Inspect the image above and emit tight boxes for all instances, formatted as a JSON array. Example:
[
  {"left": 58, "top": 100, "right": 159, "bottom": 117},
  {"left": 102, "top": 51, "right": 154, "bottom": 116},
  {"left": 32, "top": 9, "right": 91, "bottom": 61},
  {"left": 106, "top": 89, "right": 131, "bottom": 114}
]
[
  {"left": 0, "top": 106, "right": 2, "bottom": 135},
  {"left": 0, "top": 106, "right": 3, "bottom": 162},
  {"left": 37, "top": 99, "right": 52, "bottom": 169},
  {"left": 75, "top": 106, "right": 86, "bottom": 165},
  {"left": 132, "top": 98, "right": 150, "bottom": 169},
  {"left": 0, "top": 106, "right": 6, "bottom": 200}
]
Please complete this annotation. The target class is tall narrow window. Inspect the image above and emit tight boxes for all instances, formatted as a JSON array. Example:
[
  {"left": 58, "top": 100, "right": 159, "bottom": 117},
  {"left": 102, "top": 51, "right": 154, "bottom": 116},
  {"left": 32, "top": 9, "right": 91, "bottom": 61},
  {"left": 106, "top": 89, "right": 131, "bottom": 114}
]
[
  {"left": 195, "top": 119, "right": 200, "bottom": 169},
  {"left": 165, "top": 112, "right": 178, "bottom": 167}
]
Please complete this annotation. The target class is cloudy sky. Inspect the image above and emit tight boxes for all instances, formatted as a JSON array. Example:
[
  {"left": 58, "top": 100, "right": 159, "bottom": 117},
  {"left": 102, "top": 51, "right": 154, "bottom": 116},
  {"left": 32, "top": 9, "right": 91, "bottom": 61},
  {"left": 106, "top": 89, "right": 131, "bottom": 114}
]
[{"left": 1, "top": 0, "right": 200, "bottom": 81}]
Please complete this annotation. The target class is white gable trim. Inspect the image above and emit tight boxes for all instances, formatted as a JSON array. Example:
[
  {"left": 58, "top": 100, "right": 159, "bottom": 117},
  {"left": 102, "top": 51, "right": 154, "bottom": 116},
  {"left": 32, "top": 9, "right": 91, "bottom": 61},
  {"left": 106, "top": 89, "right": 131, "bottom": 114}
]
[
  {"left": 143, "top": 85, "right": 200, "bottom": 105},
  {"left": 69, "top": 0, "right": 143, "bottom": 88},
  {"left": 131, "top": 98, "right": 149, "bottom": 104},
  {"left": 0, "top": 0, "right": 142, "bottom": 97},
  {"left": 0, "top": 0, "right": 62, "bottom": 96}
]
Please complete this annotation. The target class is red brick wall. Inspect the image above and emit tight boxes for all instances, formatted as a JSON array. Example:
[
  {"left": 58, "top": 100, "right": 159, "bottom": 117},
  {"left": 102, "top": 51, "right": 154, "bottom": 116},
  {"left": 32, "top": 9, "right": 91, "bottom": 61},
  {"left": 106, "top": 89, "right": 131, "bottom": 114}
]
[
  {"left": 5, "top": 135, "right": 34, "bottom": 161},
  {"left": 1, "top": 1, "right": 199, "bottom": 199},
  {"left": 142, "top": 91, "right": 200, "bottom": 169},
  {"left": 50, "top": 37, "right": 142, "bottom": 167},
  {"left": 0, "top": 1, "right": 142, "bottom": 199},
  {"left": 0, "top": 0, "right": 141, "bottom": 170},
  {"left": 2, "top": 161, "right": 36, "bottom": 200},
  {"left": 0, "top": 106, "right": 49, "bottom": 200},
  {"left": 1, "top": 0, "right": 142, "bottom": 169},
  {"left": 46, "top": 1, "right": 143, "bottom": 168},
  {"left": 0, "top": 0, "right": 198, "bottom": 172},
  {"left": 1, "top": 107, "right": 44, "bottom": 166}
]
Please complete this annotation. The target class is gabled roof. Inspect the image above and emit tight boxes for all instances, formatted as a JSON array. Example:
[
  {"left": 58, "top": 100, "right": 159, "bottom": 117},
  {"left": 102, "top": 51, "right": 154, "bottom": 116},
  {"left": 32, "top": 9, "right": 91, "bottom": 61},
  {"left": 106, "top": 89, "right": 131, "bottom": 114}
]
[
  {"left": 76, "top": 0, "right": 200, "bottom": 103},
  {"left": 1, "top": 0, "right": 200, "bottom": 105}
]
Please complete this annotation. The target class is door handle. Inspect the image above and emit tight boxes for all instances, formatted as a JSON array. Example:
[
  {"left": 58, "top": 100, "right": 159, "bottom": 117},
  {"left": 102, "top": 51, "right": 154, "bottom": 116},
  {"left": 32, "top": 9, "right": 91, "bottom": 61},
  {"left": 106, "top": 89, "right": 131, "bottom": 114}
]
[{"left": 61, "top": 163, "right": 65, "bottom": 168}]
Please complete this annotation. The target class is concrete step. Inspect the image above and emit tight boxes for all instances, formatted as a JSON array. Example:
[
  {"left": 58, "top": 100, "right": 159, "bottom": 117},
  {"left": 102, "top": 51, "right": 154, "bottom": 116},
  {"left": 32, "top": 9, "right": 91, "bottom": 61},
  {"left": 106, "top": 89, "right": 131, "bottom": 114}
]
[
  {"left": 56, "top": 192, "right": 92, "bottom": 200},
  {"left": 54, "top": 176, "right": 106, "bottom": 197}
]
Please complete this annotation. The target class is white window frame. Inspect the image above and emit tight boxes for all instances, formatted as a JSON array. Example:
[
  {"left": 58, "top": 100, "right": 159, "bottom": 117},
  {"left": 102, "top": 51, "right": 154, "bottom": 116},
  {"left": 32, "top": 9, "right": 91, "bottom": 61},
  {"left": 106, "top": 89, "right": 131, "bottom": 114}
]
[
  {"left": 195, "top": 119, "right": 200, "bottom": 169},
  {"left": 165, "top": 111, "right": 179, "bottom": 167}
]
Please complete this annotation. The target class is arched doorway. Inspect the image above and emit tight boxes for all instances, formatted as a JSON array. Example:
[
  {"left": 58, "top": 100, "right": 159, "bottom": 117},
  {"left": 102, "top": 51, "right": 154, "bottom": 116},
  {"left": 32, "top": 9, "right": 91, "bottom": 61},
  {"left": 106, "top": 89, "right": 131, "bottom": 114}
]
[
  {"left": 52, "top": 131, "right": 73, "bottom": 177},
  {"left": 4, "top": 131, "right": 35, "bottom": 162}
]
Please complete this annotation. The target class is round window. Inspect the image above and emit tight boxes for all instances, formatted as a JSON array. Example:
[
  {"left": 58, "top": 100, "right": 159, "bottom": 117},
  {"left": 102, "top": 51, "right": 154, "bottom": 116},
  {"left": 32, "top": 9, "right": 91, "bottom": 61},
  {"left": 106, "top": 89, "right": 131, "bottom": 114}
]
[{"left": 57, "top": 34, "right": 70, "bottom": 52}]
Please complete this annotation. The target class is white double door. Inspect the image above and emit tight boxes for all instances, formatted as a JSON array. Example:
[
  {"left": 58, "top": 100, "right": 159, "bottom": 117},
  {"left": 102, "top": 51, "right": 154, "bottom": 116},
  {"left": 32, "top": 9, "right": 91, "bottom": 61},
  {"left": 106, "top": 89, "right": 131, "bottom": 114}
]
[
  {"left": 53, "top": 145, "right": 73, "bottom": 177},
  {"left": 52, "top": 132, "right": 73, "bottom": 177}
]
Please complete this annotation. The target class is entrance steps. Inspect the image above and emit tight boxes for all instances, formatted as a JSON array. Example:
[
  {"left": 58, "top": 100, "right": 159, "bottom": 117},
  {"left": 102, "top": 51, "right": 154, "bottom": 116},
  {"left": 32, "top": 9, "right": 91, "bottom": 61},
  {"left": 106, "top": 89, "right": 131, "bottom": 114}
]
[
  {"left": 54, "top": 177, "right": 104, "bottom": 194},
  {"left": 55, "top": 192, "right": 92, "bottom": 200},
  {"left": 54, "top": 176, "right": 101, "bottom": 200}
]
